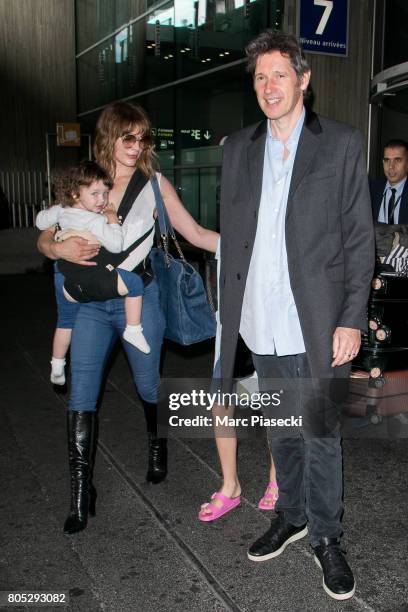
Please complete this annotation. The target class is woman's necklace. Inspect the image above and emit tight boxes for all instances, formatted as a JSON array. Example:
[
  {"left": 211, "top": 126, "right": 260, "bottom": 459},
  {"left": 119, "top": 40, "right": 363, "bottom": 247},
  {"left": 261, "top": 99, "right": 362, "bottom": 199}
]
[{"left": 108, "top": 201, "right": 122, "bottom": 225}]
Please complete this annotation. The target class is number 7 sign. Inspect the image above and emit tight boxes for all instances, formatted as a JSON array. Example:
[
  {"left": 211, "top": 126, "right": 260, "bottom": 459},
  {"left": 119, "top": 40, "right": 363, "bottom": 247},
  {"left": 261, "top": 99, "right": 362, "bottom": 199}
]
[
  {"left": 314, "top": 1, "right": 333, "bottom": 35},
  {"left": 298, "top": 0, "right": 349, "bottom": 57}
]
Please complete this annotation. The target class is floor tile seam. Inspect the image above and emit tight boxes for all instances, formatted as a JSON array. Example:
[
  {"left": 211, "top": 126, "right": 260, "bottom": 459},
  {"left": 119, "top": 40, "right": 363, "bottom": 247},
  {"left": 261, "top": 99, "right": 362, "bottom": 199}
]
[
  {"left": 96, "top": 439, "right": 242, "bottom": 612},
  {"left": 107, "top": 378, "right": 379, "bottom": 612},
  {"left": 351, "top": 597, "right": 377, "bottom": 612},
  {"left": 2, "top": 405, "right": 106, "bottom": 611},
  {"left": 109, "top": 377, "right": 229, "bottom": 477}
]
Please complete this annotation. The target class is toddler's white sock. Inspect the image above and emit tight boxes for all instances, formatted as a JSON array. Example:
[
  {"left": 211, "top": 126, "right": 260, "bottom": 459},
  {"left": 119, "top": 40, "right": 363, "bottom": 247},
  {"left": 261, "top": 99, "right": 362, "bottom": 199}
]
[
  {"left": 123, "top": 324, "right": 151, "bottom": 354},
  {"left": 50, "top": 357, "right": 66, "bottom": 385}
]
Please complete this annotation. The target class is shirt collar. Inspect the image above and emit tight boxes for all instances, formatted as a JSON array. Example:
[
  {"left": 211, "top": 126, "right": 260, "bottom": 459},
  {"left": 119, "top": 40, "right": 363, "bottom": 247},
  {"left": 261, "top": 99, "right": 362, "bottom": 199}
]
[
  {"left": 267, "top": 107, "right": 305, "bottom": 145},
  {"left": 386, "top": 176, "right": 407, "bottom": 194}
]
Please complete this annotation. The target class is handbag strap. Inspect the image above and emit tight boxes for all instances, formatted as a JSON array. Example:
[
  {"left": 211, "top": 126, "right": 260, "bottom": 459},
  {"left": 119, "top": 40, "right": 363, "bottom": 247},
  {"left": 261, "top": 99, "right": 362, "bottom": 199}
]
[
  {"left": 117, "top": 169, "right": 149, "bottom": 222},
  {"left": 150, "top": 174, "right": 186, "bottom": 262}
]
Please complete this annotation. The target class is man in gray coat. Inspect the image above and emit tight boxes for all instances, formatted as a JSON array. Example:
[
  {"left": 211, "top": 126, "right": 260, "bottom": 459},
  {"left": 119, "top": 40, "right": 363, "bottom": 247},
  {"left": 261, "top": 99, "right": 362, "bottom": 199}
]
[{"left": 218, "top": 30, "right": 374, "bottom": 601}]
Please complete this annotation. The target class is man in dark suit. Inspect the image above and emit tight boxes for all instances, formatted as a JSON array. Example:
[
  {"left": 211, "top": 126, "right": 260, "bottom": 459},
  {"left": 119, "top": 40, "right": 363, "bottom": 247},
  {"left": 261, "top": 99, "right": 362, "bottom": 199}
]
[
  {"left": 370, "top": 139, "right": 408, "bottom": 224},
  {"left": 218, "top": 30, "right": 374, "bottom": 601}
]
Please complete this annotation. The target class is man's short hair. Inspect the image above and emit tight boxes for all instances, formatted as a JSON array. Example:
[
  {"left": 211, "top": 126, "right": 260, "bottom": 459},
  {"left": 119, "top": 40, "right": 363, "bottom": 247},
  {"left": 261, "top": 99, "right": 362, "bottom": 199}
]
[
  {"left": 384, "top": 139, "right": 408, "bottom": 152},
  {"left": 245, "top": 29, "right": 310, "bottom": 79}
]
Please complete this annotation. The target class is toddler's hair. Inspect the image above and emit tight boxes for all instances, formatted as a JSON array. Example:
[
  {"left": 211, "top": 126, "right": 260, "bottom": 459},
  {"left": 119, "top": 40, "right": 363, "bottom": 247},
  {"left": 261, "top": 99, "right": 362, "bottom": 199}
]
[{"left": 55, "top": 160, "right": 113, "bottom": 207}]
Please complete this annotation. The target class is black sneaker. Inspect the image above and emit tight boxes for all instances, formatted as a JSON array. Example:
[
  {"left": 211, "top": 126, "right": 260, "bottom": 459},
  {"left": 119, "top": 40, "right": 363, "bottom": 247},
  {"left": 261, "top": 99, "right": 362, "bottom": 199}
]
[
  {"left": 313, "top": 537, "right": 355, "bottom": 600},
  {"left": 247, "top": 512, "right": 308, "bottom": 562}
]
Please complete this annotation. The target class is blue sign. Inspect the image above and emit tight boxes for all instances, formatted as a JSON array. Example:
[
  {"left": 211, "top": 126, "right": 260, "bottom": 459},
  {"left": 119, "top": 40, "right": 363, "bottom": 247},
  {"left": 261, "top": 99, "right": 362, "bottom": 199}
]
[{"left": 298, "top": 0, "right": 349, "bottom": 57}]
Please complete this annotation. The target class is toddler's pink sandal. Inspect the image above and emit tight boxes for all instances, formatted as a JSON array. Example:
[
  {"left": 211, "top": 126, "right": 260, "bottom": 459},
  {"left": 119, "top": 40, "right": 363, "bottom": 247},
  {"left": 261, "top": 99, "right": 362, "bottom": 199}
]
[
  {"left": 198, "top": 492, "right": 241, "bottom": 522},
  {"left": 258, "top": 481, "right": 279, "bottom": 510}
]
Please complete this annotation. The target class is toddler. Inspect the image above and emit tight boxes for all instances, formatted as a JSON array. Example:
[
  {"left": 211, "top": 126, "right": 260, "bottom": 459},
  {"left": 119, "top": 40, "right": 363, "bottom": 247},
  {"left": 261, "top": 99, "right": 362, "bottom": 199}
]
[{"left": 36, "top": 161, "right": 150, "bottom": 385}]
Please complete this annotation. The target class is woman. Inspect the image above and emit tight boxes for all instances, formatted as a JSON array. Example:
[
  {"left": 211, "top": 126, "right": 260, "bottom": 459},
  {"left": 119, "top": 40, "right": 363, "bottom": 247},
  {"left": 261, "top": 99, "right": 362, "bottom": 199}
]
[{"left": 38, "top": 102, "right": 219, "bottom": 534}]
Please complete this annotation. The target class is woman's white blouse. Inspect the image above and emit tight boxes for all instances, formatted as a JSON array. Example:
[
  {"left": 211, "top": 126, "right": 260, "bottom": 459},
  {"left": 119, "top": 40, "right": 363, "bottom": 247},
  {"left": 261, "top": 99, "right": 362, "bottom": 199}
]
[{"left": 117, "top": 175, "right": 159, "bottom": 271}]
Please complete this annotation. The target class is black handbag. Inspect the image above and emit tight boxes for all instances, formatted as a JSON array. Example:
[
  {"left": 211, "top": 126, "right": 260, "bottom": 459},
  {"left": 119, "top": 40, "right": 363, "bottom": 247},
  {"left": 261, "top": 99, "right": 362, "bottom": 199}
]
[{"left": 149, "top": 174, "right": 216, "bottom": 345}]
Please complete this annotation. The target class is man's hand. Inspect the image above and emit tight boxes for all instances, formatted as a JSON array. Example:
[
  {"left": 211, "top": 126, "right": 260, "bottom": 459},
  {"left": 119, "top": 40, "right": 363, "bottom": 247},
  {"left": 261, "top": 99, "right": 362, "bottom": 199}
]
[
  {"left": 331, "top": 327, "right": 361, "bottom": 367},
  {"left": 56, "top": 236, "right": 100, "bottom": 265}
]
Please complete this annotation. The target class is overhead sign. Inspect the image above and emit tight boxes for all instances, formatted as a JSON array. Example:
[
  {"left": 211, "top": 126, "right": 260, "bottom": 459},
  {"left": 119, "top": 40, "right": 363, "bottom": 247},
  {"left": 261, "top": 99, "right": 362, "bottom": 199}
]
[
  {"left": 152, "top": 127, "right": 175, "bottom": 150},
  {"left": 56, "top": 123, "right": 81, "bottom": 147},
  {"left": 180, "top": 128, "right": 212, "bottom": 148},
  {"left": 151, "top": 127, "right": 213, "bottom": 150},
  {"left": 298, "top": 0, "right": 349, "bottom": 57}
]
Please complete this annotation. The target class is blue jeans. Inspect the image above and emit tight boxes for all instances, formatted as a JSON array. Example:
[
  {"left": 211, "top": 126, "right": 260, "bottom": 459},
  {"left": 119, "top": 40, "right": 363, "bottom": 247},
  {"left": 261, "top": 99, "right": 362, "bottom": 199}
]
[
  {"left": 69, "top": 279, "right": 165, "bottom": 411},
  {"left": 117, "top": 268, "right": 144, "bottom": 297},
  {"left": 54, "top": 265, "right": 80, "bottom": 328}
]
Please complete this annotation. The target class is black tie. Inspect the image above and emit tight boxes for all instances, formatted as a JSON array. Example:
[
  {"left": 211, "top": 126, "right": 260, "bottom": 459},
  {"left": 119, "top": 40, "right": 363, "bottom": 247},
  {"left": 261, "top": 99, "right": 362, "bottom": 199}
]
[{"left": 387, "top": 188, "right": 397, "bottom": 224}]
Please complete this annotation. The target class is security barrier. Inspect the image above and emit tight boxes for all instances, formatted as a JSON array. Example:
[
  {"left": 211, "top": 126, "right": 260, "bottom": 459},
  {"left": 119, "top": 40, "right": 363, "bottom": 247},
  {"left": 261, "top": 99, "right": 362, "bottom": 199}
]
[{"left": 0, "top": 170, "right": 47, "bottom": 228}]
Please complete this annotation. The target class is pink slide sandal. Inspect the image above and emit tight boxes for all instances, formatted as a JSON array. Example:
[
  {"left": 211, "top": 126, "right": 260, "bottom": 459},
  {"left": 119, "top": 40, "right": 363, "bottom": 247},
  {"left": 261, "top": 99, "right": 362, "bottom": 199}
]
[
  {"left": 258, "top": 481, "right": 279, "bottom": 510},
  {"left": 198, "top": 492, "right": 241, "bottom": 522}
]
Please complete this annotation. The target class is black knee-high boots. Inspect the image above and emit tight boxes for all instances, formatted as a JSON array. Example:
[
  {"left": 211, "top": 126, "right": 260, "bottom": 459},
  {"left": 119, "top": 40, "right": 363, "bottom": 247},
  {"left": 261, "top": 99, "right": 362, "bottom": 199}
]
[
  {"left": 141, "top": 400, "right": 167, "bottom": 484},
  {"left": 63, "top": 402, "right": 165, "bottom": 534},
  {"left": 63, "top": 411, "right": 97, "bottom": 535}
]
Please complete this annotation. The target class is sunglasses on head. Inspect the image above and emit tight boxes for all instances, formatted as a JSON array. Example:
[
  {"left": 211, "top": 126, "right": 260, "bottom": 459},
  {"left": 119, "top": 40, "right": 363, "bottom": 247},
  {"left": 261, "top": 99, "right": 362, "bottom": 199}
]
[{"left": 120, "top": 133, "right": 145, "bottom": 148}]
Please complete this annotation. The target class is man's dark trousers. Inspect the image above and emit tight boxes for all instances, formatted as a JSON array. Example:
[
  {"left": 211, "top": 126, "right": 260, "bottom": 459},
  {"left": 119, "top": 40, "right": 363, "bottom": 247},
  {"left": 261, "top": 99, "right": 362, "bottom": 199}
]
[{"left": 252, "top": 351, "right": 343, "bottom": 548}]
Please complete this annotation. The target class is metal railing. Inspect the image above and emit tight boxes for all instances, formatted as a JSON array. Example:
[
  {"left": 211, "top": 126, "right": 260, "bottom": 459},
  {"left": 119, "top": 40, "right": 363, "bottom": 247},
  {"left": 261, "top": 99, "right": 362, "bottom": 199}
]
[{"left": 0, "top": 170, "right": 47, "bottom": 228}]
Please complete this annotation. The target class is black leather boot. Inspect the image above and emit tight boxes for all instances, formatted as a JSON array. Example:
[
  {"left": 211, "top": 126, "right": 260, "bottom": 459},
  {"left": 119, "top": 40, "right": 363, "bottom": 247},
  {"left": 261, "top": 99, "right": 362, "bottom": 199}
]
[
  {"left": 141, "top": 400, "right": 167, "bottom": 484},
  {"left": 63, "top": 411, "right": 97, "bottom": 535}
]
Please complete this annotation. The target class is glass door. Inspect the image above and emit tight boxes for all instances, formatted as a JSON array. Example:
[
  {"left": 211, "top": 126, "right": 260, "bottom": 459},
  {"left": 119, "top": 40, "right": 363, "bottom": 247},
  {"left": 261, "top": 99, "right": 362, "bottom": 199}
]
[{"left": 176, "top": 164, "right": 221, "bottom": 230}]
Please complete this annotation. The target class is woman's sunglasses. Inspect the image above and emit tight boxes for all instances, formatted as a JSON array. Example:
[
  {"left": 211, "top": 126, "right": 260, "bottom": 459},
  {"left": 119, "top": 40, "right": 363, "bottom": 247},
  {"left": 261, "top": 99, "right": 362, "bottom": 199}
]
[{"left": 120, "top": 133, "right": 145, "bottom": 148}]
